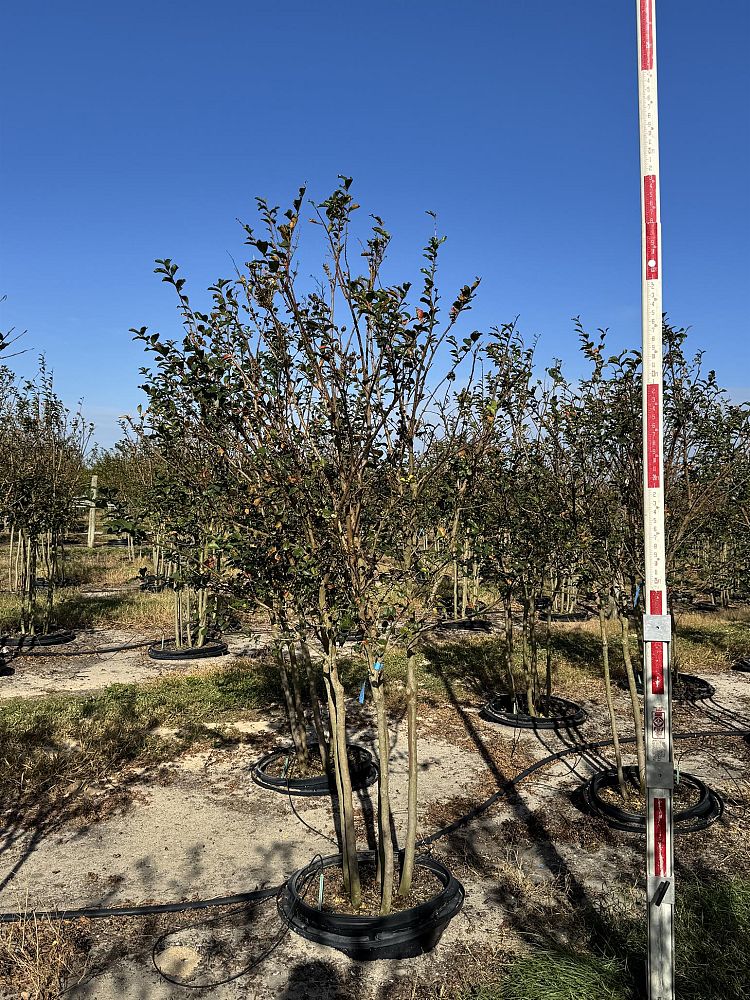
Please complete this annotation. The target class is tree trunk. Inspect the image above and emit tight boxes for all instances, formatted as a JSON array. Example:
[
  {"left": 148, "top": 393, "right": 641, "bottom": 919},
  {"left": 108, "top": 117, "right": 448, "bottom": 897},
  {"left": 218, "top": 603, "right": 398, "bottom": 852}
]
[
  {"left": 598, "top": 599, "right": 625, "bottom": 795},
  {"left": 298, "top": 641, "right": 330, "bottom": 773},
  {"left": 324, "top": 645, "right": 361, "bottom": 908},
  {"left": 620, "top": 612, "right": 646, "bottom": 793},
  {"left": 278, "top": 641, "right": 309, "bottom": 768},
  {"left": 370, "top": 673, "right": 394, "bottom": 914},
  {"left": 398, "top": 644, "right": 419, "bottom": 898},
  {"left": 544, "top": 603, "right": 553, "bottom": 712}
]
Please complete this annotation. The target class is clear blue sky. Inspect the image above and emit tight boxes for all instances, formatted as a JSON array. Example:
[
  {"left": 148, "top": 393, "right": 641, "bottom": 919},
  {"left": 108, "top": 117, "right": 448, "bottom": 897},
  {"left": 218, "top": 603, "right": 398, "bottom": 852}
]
[{"left": 1, "top": 1, "right": 748, "bottom": 447}]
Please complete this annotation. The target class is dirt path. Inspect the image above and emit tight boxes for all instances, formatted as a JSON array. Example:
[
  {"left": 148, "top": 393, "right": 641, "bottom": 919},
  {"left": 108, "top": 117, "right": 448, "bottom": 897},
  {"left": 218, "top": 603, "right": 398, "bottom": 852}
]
[
  {"left": 1, "top": 639, "right": 749, "bottom": 998},
  {"left": 0, "top": 630, "right": 264, "bottom": 700}
]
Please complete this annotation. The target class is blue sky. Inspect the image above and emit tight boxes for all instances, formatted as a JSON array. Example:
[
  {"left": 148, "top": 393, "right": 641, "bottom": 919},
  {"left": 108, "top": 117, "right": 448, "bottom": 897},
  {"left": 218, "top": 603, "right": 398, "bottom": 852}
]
[{"left": 1, "top": 1, "right": 748, "bottom": 447}]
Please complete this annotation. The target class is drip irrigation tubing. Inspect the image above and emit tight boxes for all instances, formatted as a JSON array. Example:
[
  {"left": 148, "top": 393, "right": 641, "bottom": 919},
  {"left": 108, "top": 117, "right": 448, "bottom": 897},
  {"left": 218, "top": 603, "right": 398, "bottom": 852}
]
[
  {"left": 0, "top": 725, "right": 747, "bottom": 927},
  {"left": 0, "top": 887, "right": 281, "bottom": 923},
  {"left": 150, "top": 856, "right": 325, "bottom": 991},
  {"left": 6, "top": 639, "right": 159, "bottom": 657},
  {"left": 420, "top": 726, "right": 750, "bottom": 848}
]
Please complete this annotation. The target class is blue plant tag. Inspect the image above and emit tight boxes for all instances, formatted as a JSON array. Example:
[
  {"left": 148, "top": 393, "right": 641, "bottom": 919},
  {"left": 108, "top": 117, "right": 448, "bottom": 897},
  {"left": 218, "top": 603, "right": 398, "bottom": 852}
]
[
  {"left": 374, "top": 660, "right": 383, "bottom": 672},
  {"left": 358, "top": 681, "right": 366, "bottom": 704},
  {"left": 634, "top": 584, "right": 641, "bottom": 608}
]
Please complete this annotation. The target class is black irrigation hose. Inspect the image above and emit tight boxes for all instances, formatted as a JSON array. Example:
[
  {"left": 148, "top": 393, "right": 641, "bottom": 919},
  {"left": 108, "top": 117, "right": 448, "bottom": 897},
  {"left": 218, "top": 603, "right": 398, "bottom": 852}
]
[
  {"left": 150, "top": 859, "right": 325, "bottom": 991},
  {"left": 420, "top": 726, "right": 750, "bottom": 848},
  {"left": 8, "top": 639, "right": 159, "bottom": 658},
  {"left": 0, "top": 887, "right": 281, "bottom": 924},
  {"left": 0, "top": 724, "right": 744, "bottom": 928}
]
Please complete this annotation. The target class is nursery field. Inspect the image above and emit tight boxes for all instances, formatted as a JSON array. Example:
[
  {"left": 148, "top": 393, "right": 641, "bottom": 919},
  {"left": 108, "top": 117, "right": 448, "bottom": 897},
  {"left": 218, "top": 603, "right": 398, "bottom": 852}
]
[
  {"left": 2, "top": 182, "right": 750, "bottom": 1000},
  {"left": 1, "top": 541, "right": 749, "bottom": 1000}
]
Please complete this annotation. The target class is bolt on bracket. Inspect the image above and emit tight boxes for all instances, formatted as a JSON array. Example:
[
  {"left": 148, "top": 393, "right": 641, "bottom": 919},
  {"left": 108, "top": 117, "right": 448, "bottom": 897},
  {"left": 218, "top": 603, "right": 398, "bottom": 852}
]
[{"left": 643, "top": 614, "right": 672, "bottom": 642}]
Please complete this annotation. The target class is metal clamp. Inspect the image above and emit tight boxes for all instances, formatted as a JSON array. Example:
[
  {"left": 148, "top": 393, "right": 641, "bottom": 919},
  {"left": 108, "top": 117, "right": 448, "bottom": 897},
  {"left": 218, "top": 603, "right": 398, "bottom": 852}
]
[
  {"left": 648, "top": 876, "right": 675, "bottom": 906},
  {"left": 646, "top": 763, "right": 674, "bottom": 789},
  {"left": 643, "top": 614, "right": 672, "bottom": 642}
]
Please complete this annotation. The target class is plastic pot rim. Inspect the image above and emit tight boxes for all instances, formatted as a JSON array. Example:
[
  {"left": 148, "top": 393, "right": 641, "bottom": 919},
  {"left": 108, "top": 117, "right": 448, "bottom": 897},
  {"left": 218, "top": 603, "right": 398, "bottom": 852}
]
[
  {"left": 278, "top": 850, "right": 464, "bottom": 958},
  {"left": 147, "top": 638, "right": 228, "bottom": 661},
  {"left": 252, "top": 742, "right": 377, "bottom": 797},
  {"left": 482, "top": 693, "right": 588, "bottom": 730},
  {"left": 583, "top": 765, "right": 724, "bottom": 833},
  {"left": 1, "top": 628, "right": 76, "bottom": 649}
]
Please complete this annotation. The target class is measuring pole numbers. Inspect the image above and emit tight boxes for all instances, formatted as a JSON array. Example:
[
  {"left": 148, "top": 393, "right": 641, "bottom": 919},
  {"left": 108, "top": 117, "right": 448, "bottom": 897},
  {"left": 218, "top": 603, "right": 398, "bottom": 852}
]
[{"left": 636, "top": 2, "right": 675, "bottom": 997}]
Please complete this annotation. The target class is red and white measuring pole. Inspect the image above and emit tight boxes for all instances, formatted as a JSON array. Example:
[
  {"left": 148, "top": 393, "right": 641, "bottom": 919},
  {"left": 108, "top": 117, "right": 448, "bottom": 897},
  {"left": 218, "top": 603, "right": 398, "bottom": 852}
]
[{"left": 637, "top": 2, "right": 675, "bottom": 998}]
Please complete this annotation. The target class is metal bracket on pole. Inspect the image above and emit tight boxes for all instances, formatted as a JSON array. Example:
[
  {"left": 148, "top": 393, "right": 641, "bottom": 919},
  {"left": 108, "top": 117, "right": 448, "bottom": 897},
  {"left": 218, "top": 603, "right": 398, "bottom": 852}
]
[
  {"left": 646, "top": 762, "right": 674, "bottom": 788},
  {"left": 643, "top": 614, "right": 671, "bottom": 642},
  {"left": 648, "top": 876, "right": 675, "bottom": 906}
]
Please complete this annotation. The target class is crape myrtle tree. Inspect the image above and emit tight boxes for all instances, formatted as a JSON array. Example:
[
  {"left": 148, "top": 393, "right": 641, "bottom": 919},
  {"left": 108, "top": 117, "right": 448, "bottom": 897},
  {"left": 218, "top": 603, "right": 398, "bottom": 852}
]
[
  {"left": 556, "top": 319, "right": 750, "bottom": 794},
  {"left": 135, "top": 179, "right": 501, "bottom": 912},
  {"left": 465, "top": 327, "right": 582, "bottom": 715},
  {"left": 135, "top": 373, "right": 231, "bottom": 651},
  {"left": 559, "top": 325, "right": 645, "bottom": 794},
  {"left": 660, "top": 324, "right": 750, "bottom": 614},
  {"left": 0, "top": 360, "right": 91, "bottom": 634},
  {"left": 91, "top": 435, "right": 156, "bottom": 561}
]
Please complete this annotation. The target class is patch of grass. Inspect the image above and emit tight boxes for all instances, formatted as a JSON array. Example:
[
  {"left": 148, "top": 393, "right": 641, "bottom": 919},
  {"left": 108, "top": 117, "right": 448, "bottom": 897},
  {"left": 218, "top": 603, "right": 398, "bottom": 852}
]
[
  {"left": 1, "top": 657, "right": 282, "bottom": 738},
  {"left": 0, "top": 586, "right": 174, "bottom": 634},
  {"left": 471, "top": 951, "right": 629, "bottom": 1000},
  {"left": 420, "top": 635, "right": 509, "bottom": 698},
  {"left": 337, "top": 646, "right": 453, "bottom": 707},
  {"left": 0, "top": 903, "right": 90, "bottom": 999},
  {"left": 0, "top": 533, "right": 173, "bottom": 633},
  {"left": 0, "top": 658, "right": 283, "bottom": 832},
  {"left": 673, "top": 875, "right": 750, "bottom": 999},
  {"left": 460, "top": 874, "right": 750, "bottom": 1000},
  {"left": 672, "top": 612, "right": 750, "bottom": 671}
]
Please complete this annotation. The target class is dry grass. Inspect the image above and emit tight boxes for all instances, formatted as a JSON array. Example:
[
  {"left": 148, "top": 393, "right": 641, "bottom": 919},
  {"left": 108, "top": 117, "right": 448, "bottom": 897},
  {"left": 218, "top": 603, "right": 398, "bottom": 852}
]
[
  {"left": 0, "top": 899, "right": 90, "bottom": 999},
  {"left": 0, "top": 533, "right": 175, "bottom": 634}
]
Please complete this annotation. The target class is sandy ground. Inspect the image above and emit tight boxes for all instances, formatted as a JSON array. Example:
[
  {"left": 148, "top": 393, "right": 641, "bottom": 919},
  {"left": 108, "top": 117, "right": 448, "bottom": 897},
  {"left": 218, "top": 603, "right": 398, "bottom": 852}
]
[
  {"left": 0, "top": 630, "right": 264, "bottom": 700},
  {"left": 1, "top": 628, "right": 749, "bottom": 999}
]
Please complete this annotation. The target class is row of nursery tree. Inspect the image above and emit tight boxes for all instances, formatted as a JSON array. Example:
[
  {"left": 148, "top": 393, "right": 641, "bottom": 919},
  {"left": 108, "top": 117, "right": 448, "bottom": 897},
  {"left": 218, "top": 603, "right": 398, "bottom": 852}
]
[
  {"left": 112, "top": 183, "right": 748, "bottom": 910},
  {"left": 2, "top": 183, "right": 749, "bottom": 912},
  {"left": 0, "top": 340, "right": 91, "bottom": 635}
]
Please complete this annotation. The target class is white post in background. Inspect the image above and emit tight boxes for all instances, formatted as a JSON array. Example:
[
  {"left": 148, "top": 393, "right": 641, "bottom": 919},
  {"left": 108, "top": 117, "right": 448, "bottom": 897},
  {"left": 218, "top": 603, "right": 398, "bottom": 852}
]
[
  {"left": 87, "top": 474, "right": 98, "bottom": 548},
  {"left": 636, "top": 2, "right": 675, "bottom": 998}
]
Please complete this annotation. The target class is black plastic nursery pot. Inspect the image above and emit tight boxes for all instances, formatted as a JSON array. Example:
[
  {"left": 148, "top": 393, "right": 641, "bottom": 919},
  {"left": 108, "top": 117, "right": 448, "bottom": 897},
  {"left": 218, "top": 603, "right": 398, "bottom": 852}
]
[
  {"left": 539, "top": 610, "right": 590, "bottom": 623},
  {"left": 582, "top": 765, "right": 723, "bottom": 834},
  {"left": 733, "top": 656, "right": 750, "bottom": 673},
  {"left": 278, "top": 851, "right": 465, "bottom": 960},
  {"left": 147, "top": 638, "right": 228, "bottom": 661},
  {"left": 1, "top": 628, "right": 76, "bottom": 650},
  {"left": 618, "top": 671, "right": 714, "bottom": 702},
  {"left": 435, "top": 617, "right": 492, "bottom": 633},
  {"left": 672, "top": 673, "right": 715, "bottom": 702},
  {"left": 482, "top": 692, "right": 588, "bottom": 730},
  {"left": 252, "top": 743, "right": 377, "bottom": 797}
]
